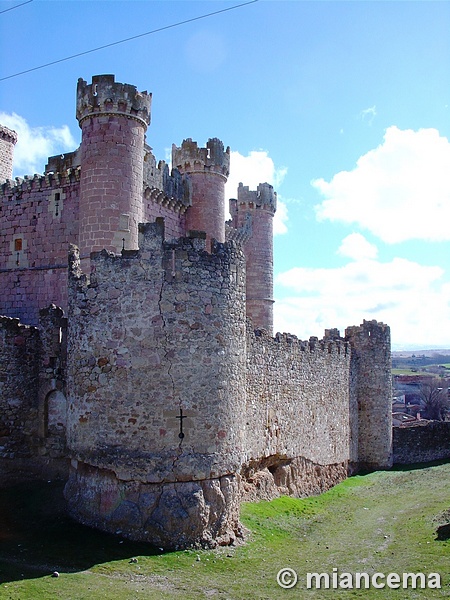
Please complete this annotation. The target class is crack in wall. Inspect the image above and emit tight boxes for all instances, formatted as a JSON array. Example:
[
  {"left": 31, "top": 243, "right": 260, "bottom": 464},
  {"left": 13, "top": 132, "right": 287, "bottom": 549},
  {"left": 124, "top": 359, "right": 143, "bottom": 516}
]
[{"left": 157, "top": 250, "right": 184, "bottom": 478}]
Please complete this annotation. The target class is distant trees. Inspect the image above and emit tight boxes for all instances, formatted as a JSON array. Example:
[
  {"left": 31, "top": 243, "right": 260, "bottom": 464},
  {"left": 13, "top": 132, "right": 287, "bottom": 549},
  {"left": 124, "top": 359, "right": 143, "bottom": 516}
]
[{"left": 419, "top": 379, "right": 449, "bottom": 421}]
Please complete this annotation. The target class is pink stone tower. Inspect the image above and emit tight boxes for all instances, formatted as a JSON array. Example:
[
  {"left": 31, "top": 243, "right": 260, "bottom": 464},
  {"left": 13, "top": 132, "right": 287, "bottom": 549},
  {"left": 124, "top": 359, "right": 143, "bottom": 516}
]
[
  {"left": 0, "top": 125, "right": 18, "bottom": 182},
  {"left": 76, "top": 75, "right": 151, "bottom": 265},
  {"left": 230, "top": 182, "right": 277, "bottom": 333},
  {"left": 172, "top": 138, "right": 230, "bottom": 251}
]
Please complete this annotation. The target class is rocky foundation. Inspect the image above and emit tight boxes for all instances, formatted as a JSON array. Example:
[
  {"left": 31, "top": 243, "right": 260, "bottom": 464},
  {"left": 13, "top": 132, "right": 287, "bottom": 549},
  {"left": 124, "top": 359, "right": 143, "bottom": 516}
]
[
  {"left": 241, "top": 456, "right": 348, "bottom": 502},
  {"left": 64, "top": 461, "right": 243, "bottom": 549}
]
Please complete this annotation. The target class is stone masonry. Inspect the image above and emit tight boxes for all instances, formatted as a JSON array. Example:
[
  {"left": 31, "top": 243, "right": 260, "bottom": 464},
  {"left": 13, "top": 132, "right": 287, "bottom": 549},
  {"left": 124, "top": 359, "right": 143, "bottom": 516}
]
[{"left": 0, "top": 74, "right": 393, "bottom": 549}]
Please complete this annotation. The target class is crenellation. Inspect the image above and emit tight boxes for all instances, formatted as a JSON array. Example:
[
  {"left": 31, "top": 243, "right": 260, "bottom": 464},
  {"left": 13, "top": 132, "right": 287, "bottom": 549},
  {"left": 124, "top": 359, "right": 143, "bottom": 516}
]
[
  {"left": 45, "top": 149, "right": 81, "bottom": 174},
  {"left": 76, "top": 75, "right": 151, "bottom": 129},
  {"left": 1, "top": 167, "right": 81, "bottom": 199},
  {"left": 172, "top": 138, "right": 230, "bottom": 178},
  {"left": 0, "top": 73, "right": 394, "bottom": 550},
  {"left": 235, "top": 181, "right": 277, "bottom": 214}
]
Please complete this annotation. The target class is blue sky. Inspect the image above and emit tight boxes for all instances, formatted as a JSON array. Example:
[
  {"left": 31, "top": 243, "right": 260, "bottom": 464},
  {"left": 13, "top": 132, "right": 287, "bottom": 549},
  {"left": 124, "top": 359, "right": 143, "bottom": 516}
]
[{"left": 1, "top": 0, "right": 449, "bottom": 349}]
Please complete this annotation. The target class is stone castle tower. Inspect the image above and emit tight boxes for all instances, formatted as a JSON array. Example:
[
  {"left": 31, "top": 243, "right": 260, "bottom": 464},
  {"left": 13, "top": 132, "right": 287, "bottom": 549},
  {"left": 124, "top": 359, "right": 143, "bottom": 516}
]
[
  {"left": 0, "top": 75, "right": 392, "bottom": 549},
  {"left": 76, "top": 75, "right": 151, "bottom": 266}
]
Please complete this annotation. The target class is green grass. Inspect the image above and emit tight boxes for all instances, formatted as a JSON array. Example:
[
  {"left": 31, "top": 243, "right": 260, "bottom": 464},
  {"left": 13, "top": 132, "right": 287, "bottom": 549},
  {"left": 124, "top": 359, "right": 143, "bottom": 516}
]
[
  {"left": 392, "top": 368, "right": 432, "bottom": 376},
  {"left": 0, "top": 464, "right": 449, "bottom": 599}
]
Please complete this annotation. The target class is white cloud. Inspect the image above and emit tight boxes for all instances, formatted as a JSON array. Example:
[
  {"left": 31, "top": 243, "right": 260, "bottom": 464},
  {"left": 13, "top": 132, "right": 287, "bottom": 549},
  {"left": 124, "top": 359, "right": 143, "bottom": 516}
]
[
  {"left": 0, "top": 112, "right": 77, "bottom": 178},
  {"left": 337, "top": 233, "right": 378, "bottom": 260},
  {"left": 275, "top": 249, "right": 450, "bottom": 347},
  {"left": 273, "top": 200, "right": 288, "bottom": 235},
  {"left": 359, "top": 105, "right": 377, "bottom": 125},
  {"left": 226, "top": 149, "right": 289, "bottom": 235},
  {"left": 313, "top": 126, "right": 450, "bottom": 243}
]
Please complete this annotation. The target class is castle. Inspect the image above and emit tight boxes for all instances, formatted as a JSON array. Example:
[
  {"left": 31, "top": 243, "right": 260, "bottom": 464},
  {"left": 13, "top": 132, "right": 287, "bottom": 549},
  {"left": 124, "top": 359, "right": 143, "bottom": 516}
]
[{"left": 0, "top": 75, "right": 392, "bottom": 549}]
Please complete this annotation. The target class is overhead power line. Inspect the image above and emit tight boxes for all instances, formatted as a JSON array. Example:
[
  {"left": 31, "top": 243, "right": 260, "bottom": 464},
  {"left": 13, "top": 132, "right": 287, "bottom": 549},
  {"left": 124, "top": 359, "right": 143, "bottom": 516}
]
[
  {"left": 0, "top": 0, "right": 259, "bottom": 82},
  {"left": 0, "top": 0, "right": 33, "bottom": 16}
]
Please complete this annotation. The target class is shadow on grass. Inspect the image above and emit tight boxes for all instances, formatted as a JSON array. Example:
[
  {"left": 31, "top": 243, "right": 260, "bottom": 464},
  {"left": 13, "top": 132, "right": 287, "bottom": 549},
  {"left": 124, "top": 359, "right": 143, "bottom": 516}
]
[
  {"left": 391, "top": 457, "right": 450, "bottom": 472},
  {"left": 0, "top": 480, "right": 160, "bottom": 584}
]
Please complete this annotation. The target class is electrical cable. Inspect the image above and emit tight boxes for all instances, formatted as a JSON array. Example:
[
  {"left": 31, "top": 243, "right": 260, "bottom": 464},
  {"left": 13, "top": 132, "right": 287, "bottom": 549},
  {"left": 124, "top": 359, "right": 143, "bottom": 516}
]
[
  {"left": 0, "top": 0, "right": 33, "bottom": 16},
  {"left": 0, "top": 0, "right": 259, "bottom": 82}
]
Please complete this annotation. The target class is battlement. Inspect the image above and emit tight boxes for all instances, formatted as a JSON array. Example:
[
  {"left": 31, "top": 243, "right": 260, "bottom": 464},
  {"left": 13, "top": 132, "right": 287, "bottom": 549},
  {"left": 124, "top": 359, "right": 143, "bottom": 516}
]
[
  {"left": 236, "top": 182, "right": 277, "bottom": 213},
  {"left": 143, "top": 145, "right": 191, "bottom": 211},
  {"left": 76, "top": 74, "right": 151, "bottom": 129},
  {"left": 45, "top": 149, "right": 81, "bottom": 174},
  {"left": 172, "top": 138, "right": 230, "bottom": 178},
  {"left": 0, "top": 315, "right": 37, "bottom": 335},
  {"left": 258, "top": 327, "right": 350, "bottom": 357},
  {"left": 345, "top": 319, "right": 390, "bottom": 344},
  {"left": 1, "top": 167, "right": 81, "bottom": 198},
  {"left": 0, "top": 125, "right": 17, "bottom": 145},
  {"left": 225, "top": 215, "right": 252, "bottom": 244}
]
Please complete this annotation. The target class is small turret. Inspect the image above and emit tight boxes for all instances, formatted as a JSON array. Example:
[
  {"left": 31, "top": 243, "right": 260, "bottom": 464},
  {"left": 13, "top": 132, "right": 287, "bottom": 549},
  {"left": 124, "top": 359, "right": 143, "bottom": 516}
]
[
  {"left": 229, "top": 182, "right": 277, "bottom": 333},
  {"left": 0, "top": 125, "right": 18, "bottom": 182},
  {"left": 172, "top": 138, "right": 230, "bottom": 251},
  {"left": 76, "top": 75, "right": 152, "bottom": 266}
]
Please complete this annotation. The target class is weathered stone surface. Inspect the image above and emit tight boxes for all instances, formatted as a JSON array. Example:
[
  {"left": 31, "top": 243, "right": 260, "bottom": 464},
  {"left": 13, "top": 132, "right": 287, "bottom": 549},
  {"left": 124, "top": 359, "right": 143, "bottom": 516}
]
[
  {"left": 393, "top": 421, "right": 450, "bottom": 464},
  {"left": 241, "top": 456, "right": 348, "bottom": 502},
  {"left": 64, "top": 460, "right": 242, "bottom": 549},
  {"left": 346, "top": 320, "right": 393, "bottom": 469}
]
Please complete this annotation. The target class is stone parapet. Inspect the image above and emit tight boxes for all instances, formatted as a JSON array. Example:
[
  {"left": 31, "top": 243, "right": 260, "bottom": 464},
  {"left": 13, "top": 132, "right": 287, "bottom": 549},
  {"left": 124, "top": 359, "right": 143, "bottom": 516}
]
[
  {"left": 76, "top": 74, "right": 151, "bottom": 129},
  {"left": 236, "top": 182, "right": 277, "bottom": 214},
  {"left": 172, "top": 138, "right": 230, "bottom": 179},
  {"left": 0, "top": 125, "right": 17, "bottom": 145}
]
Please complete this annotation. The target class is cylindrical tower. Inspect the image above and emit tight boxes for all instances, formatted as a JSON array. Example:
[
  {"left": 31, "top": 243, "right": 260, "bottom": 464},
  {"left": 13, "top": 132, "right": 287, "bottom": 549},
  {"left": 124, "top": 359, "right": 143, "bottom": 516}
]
[
  {"left": 229, "top": 182, "right": 277, "bottom": 333},
  {"left": 345, "top": 320, "right": 393, "bottom": 470},
  {"left": 172, "top": 138, "right": 230, "bottom": 251},
  {"left": 65, "top": 223, "right": 247, "bottom": 549},
  {"left": 0, "top": 125, "right": 17, "bottom": 182},
  {"left": 76, "top": 75, "right": 151, "bottom": 266}
]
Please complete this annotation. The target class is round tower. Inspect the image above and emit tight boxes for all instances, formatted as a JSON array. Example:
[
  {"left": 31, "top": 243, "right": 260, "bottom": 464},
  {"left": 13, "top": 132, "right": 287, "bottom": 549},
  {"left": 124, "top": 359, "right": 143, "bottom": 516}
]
[
  {"left": 172, "top": 138, "right": 230, "bottom": 251},
  {"left": 345, "top": 320, "right": 393, "bottom": 470},
  {"left": 76, "top": 75, "right": 151, "bottom": 265},
  {"left": 229, "top": 182, "right": 277, "bottom": 333},
  {"left": 0, "top": 125, "right": 18, "bottom": 182}
]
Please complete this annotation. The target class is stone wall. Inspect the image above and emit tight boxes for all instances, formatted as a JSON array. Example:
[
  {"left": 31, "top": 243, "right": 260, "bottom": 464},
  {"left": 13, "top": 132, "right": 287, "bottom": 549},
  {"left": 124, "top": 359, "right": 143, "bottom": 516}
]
[
  {"left": 242, "top": 329, "right": 351, "bottom": 498},
  {"left": 0, "top": 310, "right": 69, "bottom": 483},
  {"left": 0, "top": 317, "right": 39, "bottom": 460},
  {"left": 0, "top": 173, "right": 80, "bottom": 325},
  {"left": 393, "top": 422, "right": 450, "bottom": 464},
  {"left": 65, "top": 219, "right": 247, "bottom": 548}
]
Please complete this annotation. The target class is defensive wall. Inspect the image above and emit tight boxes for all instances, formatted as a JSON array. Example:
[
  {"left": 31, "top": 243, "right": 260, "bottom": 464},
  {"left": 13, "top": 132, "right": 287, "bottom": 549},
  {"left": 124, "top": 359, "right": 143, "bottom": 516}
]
[
  {"left": 393, "top": 422, "right": 450, "bottom": 464},
  {"left": 0, "top": 306, "right": 68, "bottom": 483}
]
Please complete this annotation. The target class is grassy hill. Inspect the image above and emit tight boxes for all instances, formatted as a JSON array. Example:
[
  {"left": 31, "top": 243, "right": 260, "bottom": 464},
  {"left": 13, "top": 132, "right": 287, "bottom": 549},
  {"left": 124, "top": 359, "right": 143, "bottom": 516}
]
[{"left": 0, "top": 463, "right": 449, "bottom": 599}]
